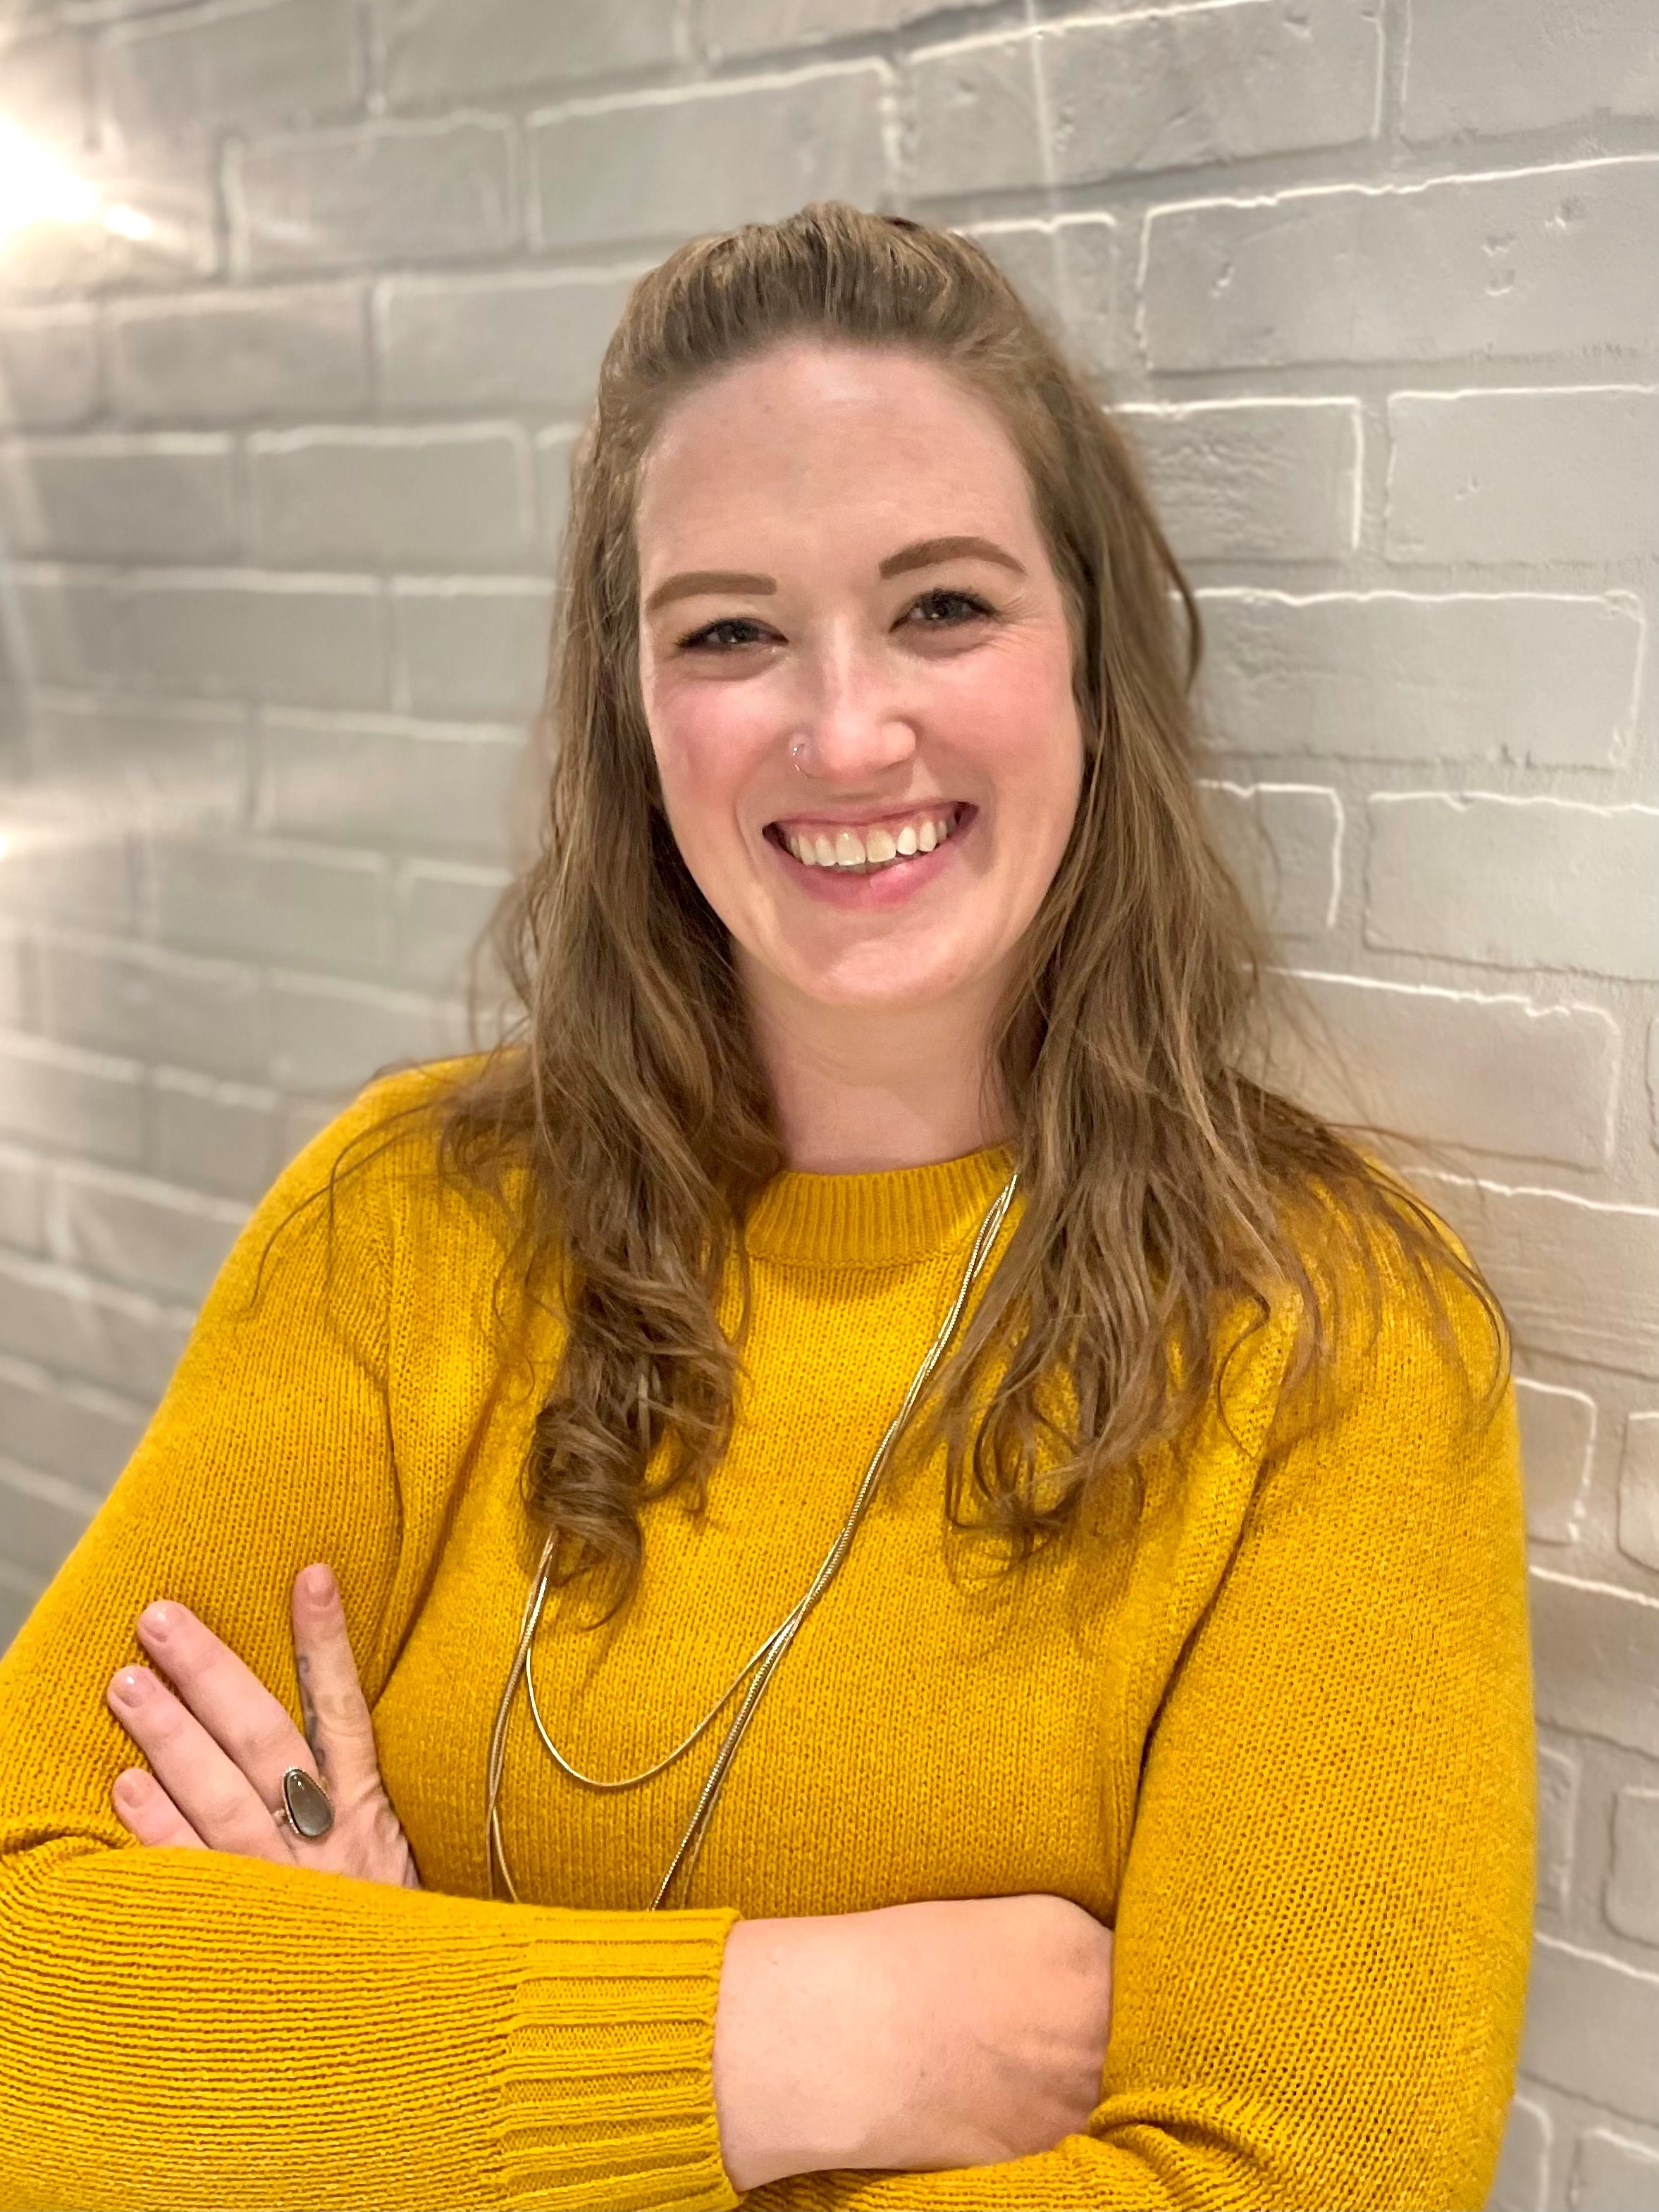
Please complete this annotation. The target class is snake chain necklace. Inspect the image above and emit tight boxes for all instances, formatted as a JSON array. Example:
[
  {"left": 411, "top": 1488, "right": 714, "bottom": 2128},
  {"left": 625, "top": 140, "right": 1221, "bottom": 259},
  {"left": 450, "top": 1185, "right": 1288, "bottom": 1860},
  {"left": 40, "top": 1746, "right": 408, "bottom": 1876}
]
[{"left": 485, "top": 1168, "right": 1020, "bottom": 1911}]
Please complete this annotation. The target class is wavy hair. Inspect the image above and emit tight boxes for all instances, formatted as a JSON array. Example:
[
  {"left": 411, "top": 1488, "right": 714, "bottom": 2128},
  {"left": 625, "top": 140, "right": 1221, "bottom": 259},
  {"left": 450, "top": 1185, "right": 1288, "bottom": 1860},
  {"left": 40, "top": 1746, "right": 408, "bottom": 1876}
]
[{"left": 299, "top": 202, "right": 1507, "bottom": 1616}]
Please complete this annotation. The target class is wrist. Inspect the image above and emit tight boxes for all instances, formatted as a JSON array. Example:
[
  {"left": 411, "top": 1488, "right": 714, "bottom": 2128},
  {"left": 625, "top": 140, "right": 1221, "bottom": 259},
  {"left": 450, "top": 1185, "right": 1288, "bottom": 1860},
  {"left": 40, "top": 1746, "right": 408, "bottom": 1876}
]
[{"left": 713, "top": 1912, "right": 892, "bottom": 2190}]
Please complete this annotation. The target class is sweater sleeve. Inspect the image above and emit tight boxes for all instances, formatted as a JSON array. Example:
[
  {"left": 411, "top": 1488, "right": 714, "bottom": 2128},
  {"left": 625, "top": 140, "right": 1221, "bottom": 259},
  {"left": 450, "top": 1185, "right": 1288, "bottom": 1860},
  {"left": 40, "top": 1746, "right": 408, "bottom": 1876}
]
[
  {"left": 746, "top": 1251, "right": 1536, "bottom": 2212},
  {"left": 0, "top": 1074, "right": 741, "bottom": 2212}
]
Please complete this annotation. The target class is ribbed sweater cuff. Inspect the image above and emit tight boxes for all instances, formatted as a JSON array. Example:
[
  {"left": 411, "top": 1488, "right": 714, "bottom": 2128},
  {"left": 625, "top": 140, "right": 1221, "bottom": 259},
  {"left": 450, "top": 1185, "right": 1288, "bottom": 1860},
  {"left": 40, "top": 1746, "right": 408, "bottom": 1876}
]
[{"left": 498, "top": 1907, "right": 742, "bottom": 2211}]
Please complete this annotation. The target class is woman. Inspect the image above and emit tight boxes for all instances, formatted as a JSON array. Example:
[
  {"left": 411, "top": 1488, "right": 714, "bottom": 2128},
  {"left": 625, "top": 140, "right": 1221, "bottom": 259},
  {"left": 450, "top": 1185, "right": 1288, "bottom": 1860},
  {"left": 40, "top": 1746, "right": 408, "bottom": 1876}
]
[{"left": 0, "top": 204, "right": 1533, "bottom": 2211}]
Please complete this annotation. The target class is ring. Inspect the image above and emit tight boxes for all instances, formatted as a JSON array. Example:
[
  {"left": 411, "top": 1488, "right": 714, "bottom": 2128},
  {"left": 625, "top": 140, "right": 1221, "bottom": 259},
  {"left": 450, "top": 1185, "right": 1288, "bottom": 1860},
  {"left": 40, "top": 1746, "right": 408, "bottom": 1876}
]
[{"left": 273, "top": 1765, "right": 335, "bottom": 1840}]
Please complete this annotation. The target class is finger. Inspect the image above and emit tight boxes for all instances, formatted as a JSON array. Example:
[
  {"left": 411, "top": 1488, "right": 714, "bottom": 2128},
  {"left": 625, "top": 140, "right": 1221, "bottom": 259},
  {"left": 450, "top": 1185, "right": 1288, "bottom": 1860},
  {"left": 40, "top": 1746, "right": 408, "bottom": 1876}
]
[
  {"left": 111, "top": 1766, "right": 206, "bottom": 1850},
  {"left": 107, "top": 1664, "right": 288, "bottom": 1861},
  {"left": 133, "top": 1600, "right": 316, "bottom": 1815},
  {"left": 291, "top": 1563, "right": 381, "bottom": 1802}
]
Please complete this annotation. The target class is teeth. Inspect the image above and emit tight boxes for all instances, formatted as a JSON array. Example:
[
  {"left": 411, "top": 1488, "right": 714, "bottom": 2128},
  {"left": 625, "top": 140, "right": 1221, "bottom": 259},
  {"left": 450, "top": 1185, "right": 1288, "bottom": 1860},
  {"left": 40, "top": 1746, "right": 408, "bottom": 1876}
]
[{"left": 781, "top": 808, "right": 960, "bottom": 872}]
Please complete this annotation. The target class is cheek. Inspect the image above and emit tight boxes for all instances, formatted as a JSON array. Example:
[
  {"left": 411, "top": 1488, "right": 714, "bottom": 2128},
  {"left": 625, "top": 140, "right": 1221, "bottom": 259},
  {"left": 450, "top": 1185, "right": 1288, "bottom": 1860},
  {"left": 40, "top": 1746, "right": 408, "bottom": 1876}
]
[{"left": 646, "top": 672, "right": 777, "bottom": 825}]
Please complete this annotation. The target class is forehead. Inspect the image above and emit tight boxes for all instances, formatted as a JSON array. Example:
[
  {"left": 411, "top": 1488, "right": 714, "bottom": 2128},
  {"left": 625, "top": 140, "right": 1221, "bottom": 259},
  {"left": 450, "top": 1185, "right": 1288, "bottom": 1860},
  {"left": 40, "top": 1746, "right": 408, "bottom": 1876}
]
[{"left": 634, "top": 340, "right": 1041, "bottom": 566}]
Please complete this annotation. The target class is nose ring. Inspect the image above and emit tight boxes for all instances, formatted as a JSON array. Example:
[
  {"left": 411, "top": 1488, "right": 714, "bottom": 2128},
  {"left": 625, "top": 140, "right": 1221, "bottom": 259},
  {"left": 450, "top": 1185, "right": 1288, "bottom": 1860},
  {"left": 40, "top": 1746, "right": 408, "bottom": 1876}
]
[{"left": 791, "top": 739, "right": 810, "bottom": 775}]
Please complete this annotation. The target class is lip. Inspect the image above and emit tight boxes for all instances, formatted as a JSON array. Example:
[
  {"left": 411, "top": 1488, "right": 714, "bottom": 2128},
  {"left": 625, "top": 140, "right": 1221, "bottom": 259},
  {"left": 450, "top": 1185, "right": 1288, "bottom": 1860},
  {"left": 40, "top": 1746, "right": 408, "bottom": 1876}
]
[
  {"left": 763, "top": 802, "right": 975, "bottom": 908},
  {"left": 767, "top": 799, "right": 969, "bottom": 839}
]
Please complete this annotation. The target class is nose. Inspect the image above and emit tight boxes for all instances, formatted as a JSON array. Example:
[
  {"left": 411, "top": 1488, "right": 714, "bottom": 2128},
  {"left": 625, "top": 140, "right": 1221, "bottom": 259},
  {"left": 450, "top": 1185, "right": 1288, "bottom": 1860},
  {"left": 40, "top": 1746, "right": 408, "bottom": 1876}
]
[{"left": 791, "top": 630, "right": 918, "bottom": 783}]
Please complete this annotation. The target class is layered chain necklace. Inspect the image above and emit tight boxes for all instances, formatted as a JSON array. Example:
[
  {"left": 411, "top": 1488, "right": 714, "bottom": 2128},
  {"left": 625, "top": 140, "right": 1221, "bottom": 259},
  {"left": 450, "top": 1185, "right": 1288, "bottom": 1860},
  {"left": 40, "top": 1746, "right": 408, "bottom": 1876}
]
[{"left": 485, "top": 1168, "right": 1020, "bottom": 1910}]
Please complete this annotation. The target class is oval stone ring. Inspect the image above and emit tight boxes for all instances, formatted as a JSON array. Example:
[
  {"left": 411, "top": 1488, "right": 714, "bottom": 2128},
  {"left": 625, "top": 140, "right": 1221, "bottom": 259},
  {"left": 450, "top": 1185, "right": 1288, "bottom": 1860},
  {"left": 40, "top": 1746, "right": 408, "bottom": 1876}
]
[{"left": 273, "top": 1764, "right": 335, "bottom": 1840}]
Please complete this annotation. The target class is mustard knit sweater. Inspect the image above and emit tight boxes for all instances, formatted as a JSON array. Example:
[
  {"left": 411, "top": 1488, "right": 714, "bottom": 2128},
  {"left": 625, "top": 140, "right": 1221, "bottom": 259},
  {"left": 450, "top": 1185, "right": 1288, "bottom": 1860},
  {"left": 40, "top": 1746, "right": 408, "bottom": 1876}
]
[{"left": 0, "top": 1061, "right": 1535, "bottom": 2212}]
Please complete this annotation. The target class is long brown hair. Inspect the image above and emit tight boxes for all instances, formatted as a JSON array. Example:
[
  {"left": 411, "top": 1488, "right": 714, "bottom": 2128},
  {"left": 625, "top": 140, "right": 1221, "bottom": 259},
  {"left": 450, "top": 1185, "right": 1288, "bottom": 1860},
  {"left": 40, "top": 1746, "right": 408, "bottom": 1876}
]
[{"left": 292, "top": 202, "right": 1507, "bottom": 1615}]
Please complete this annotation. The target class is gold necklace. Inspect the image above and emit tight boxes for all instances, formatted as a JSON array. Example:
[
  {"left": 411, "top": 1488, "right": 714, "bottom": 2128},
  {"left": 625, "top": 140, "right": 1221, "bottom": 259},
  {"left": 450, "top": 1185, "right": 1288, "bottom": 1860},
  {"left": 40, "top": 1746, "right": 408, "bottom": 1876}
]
[{"left": 485, "top": 1168, "right": 1020, "bottom": 1910}]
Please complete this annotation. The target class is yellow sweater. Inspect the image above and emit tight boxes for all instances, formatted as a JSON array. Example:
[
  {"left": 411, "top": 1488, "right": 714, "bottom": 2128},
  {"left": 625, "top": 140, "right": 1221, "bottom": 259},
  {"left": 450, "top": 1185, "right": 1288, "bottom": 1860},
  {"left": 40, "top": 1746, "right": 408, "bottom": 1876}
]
[{"left": 0, "top": 1061, "right": 1534, "bottom": 2212}]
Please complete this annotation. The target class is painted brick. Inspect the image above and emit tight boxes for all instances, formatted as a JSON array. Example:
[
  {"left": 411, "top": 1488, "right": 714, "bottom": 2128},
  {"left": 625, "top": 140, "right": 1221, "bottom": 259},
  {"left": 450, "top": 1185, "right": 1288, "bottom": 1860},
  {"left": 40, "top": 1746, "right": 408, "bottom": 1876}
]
[
  {"left": 1402, "top": 0, "right": 1659, "bottom": 140},
  {"left": 1529, "top": 1569, "right": 1659, "bottom": 1756},
  {"left": 534, "top": 428, "right": 576, "bottom": 561},
  {"left": 34, "top": 931, "right": 271, "bottom": 1083},
  {"left": 1536, "top": 1745, "right": 1577, "bottom": 1915},
  {"left": 967, "top": 216, "right": 1120, "bottom": 380},
  {"left": 1606, "top": 1788, "right": 1659, "bottom": 1946},
  {"left": 0, "top": 800, "right": 137, "bottom": 934},
  {"left": 1414, "top": 1174, "right": 1659, "bottom": 1379},
  {"left": 1571, "top": 2129, "right": 1659, "bottom": 2211},
  {"left": 1491, "top": 2095, "right": 1551, "bottom": 2212},
  {"left": 230, "top": 117, "right": 517, "bottom": 276},
  {"left": 393, "top": 860, "right": 510, "bottom": 991},
  {"left": 26, "top": 693, "right": 253, "bottom": 830},
  {"left": 269, "top": 972, "right": 458, "bottom": 1092},
  {"left": 0, "top": 1249, "right": 190, "bottom": 1400},
  {"left": 1649, "top": 1021, "right": 1659, "bottom": 1152},
  {"left": 0, "top": 1455, "right": 99, "bottom": 1578},
  {"left": 1386, "top": 388, "right": 1659, "bottom": 566},
  {"left": 1197, "top": 591, "right": 1642, "bottom": 768},
  {"left": 0, "top": 1568, "right": 42, "bottom": 1655},
  {"left": 0, "top": 1141, "right": 44, "bottom": 1253},
  {"left": 150, "top": 836, "right": 392, "bottom": 975},
  {"left": 1197, "top": 781, "right": 1340, "bottom": 939},
  {"left": 0, "top": 919, "right": 27, "bottom": 1032},
  {"left": 0, "top": 139, "right": 218, "bottom": 297},
  {"left": 1121, "top": 401, "right": 1361, "bottom": 562},
  {"left": 1618, "top": 1411, "right": 1659, "bottom": 1573},
  {"left": 0, "top": 308, "right": 100, "bottom": 429},
  {"left": 50, "top": 1162, "right": 243, "bottom": 1301},
  {"left": 1366, "top": 796, "right": 1659, "bottom": 982},
  {"left": 376, "top": 269, "right": 635, "bottom": 416},
  {"left": 0, "top": 25, "right": 87, "bottom": 151},
  {"left": 1281, "top": 974, "right": 1620, "bottom": 1169},
  {"left": 0, "top": 1031, "right": 144, "bottom": 1167},
  {"left": 103, "top": 0, "right": 360, "bottom": 144},
  {"left": 1142, "top": 158, "right": 1659, "bottom": 368},
  {"left": 706, "top": 0, "right": 999, "bottom": 49},
  {"left": 120, "top": 574, "right": 388, "bottom": 710},
  {"left": 0, "top": 1352, "right": 144, "bottom": 1493},
  {"left": 1516, "top": 1378, "right": 1597, "bottom": 1544},
  {"left": 529, "top": 66, "right": 889, "bottom": 252},
  {"left": 148, "top": 1068, "right": 285, "bottom": 1201},
  {"left": 390, "top": 580, "right": 550, "bottom": 722},
  {"left": 910, "top": 1, "right": 1380, "bottom": 198},
  {"left": 258, "top": 711, "right": 526, "bottom": 858},
  {"left": 1523, "top": 1933, "right": 1659, "bottom": 2123},
  {"left": 0, "top": 434, "right": 240, "bottom": 564},
  {"left": 249, "top": 426, "right": 534, "bottom": 571},
  {"left": 109, "top": 284, "right": 371, "bottom": 426},
  {"left": 384, "top": 0, "right": 679, "bottom": 104},
  {"left": 9, "top": 570, "right": 127, "bottom": 687}
]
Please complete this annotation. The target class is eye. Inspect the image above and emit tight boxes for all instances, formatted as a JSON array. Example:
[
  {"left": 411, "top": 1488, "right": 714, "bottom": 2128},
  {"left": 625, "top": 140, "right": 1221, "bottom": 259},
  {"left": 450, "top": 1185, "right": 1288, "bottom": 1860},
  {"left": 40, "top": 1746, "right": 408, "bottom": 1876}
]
[
  {"left": 901, "top": 587, "right": 996, "bottom": 630},
  {"left": 675, "top": 615, "right": 776, "bottom": 652}
]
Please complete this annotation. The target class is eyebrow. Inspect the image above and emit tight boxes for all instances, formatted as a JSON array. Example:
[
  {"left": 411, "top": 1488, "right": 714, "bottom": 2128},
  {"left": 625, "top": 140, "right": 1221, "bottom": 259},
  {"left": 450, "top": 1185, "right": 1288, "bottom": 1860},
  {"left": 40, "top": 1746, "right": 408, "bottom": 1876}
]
[{"left": 641, "top": 535, "right": 1027, "bottom": 617}]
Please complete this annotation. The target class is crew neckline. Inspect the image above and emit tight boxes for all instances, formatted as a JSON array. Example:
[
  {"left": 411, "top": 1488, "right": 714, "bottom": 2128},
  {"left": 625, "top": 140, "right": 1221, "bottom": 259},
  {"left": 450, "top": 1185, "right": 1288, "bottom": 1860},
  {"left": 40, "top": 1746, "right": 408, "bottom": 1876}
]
[{"left": 742, "top": 1142, "right": 1019, "bottom": 1266}]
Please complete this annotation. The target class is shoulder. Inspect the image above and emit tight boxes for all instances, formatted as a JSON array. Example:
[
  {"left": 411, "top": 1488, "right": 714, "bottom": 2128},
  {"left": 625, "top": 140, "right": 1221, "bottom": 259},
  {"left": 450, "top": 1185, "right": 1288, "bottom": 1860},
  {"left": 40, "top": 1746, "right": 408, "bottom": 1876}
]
[{"left": 1259, "top": 1149, "right": 1513, "bottom": 1474}]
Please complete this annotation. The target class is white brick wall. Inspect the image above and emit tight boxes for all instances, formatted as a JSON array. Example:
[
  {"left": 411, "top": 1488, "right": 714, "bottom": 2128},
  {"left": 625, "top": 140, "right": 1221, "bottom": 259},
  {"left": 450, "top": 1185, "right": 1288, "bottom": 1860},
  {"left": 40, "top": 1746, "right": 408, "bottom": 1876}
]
[{"left": 0, "top": 0, "right": 1653, "bottom": 2195}]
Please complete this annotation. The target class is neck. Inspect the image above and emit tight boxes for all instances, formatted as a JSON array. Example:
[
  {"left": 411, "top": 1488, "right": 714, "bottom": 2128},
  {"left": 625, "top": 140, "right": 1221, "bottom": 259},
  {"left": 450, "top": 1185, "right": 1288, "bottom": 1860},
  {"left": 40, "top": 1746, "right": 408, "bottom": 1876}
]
[{"left": 741, "top": 963, "right": 1011, "bottom": 1174}]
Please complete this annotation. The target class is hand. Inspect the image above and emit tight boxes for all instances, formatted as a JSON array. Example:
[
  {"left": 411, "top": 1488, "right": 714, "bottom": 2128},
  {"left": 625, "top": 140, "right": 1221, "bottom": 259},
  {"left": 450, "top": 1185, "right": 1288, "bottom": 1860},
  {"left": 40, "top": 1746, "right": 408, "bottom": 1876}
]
[
  {"left": 106, "top": 1562, "right": 421, "bottom": 1890},
  {"left": 714, "top": 1891, "right": 1114, "bottom": 2189}
]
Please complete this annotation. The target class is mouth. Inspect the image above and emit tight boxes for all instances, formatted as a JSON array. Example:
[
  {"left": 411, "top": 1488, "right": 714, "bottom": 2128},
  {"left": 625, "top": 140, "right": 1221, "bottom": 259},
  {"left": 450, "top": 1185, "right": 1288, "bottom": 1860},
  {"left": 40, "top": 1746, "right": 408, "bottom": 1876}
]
[{"left": 763, "top": 801, "right": 973, "bottom": 876}]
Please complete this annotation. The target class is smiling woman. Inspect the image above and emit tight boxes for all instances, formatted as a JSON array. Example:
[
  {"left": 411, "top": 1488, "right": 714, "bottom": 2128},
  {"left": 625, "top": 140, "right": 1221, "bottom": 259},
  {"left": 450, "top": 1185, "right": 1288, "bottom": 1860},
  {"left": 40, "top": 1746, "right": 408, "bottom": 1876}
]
[{"left": 0, "top": 204, "right": 1532, "bottom": 2212}]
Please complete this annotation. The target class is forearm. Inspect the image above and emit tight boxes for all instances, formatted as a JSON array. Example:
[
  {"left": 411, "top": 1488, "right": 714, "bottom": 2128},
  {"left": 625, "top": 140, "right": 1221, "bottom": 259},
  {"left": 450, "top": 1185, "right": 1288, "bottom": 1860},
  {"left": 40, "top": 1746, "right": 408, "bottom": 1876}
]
[{"left": 1, "top": 1840, "right": 739, "bottom": 2212}]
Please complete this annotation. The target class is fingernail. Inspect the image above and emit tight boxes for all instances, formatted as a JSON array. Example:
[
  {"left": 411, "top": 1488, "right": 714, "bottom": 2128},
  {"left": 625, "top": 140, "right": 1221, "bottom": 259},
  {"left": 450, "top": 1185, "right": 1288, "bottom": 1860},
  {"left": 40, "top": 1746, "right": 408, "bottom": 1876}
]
[
  {"left": 138, "top": 1602, "right": 174, "bottom": 1639},
  {"left": 111, "top": 1669, "right": 152, "bottom": 1705},
  {"left": 299, "top": 1563, "right": 336, "bottom": 1605},
  {"left": 113, "top": 1769, "right": 152, "bottom": 1806}
]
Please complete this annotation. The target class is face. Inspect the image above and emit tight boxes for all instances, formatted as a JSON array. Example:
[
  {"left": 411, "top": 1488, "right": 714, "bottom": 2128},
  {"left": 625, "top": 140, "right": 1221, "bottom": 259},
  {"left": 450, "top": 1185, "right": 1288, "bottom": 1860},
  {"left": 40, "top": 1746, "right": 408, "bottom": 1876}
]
[{"left": 634, "top": 339, "right": 1085, "bottom": 1026}]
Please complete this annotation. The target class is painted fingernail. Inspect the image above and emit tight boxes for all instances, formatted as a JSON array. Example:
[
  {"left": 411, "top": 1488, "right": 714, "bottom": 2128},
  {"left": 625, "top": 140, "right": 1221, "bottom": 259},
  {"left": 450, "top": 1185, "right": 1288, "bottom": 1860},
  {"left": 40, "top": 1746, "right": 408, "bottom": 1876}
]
[
  {"left": 138, "top": 1602, "right": 174, "bottom": 1638},
  {"left": 111, "top": 1669, "right": 152, "bottom": 1705},
  {"left": 299, "top": 1563, "right": 336, "bottom": 1605}
]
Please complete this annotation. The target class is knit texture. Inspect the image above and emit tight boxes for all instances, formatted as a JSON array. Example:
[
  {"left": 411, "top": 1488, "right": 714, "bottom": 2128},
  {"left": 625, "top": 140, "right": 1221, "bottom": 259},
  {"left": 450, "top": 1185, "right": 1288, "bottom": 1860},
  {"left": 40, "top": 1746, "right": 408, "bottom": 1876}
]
[{"left": 0, "top": 1060, "right": 1535, "bottom": 2211}]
